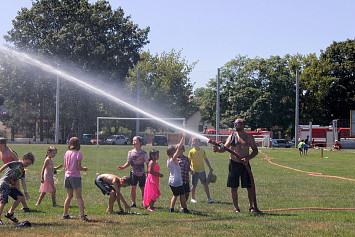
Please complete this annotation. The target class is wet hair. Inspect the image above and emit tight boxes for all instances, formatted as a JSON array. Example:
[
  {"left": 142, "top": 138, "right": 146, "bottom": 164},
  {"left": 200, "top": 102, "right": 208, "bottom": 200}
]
[
  {"left": 192, "top": 137, "right": 200, "bottom": 143},
  {"left": 23, "top": 152, "right": 35, "bottom": 164},
  {"left": 134, "top": 136, "right": 143, "bottom": 146},
  {"left": 0, "top": 137, "right": 6, "bottom": 145},
  {"left": 46, "top": 146, "right": 57, "bottom": 157},
  {"left": 122, "top": 176, "right": 132, "bottom": 185},
  {"left": 68, "top": 137, "right": 80, "bottom": 151},
  {"left": 167, "top": 145, "right": 176, "bottom": 157},
  {"left": 149, "top": 149, "right": 159, "bottom": 161}
]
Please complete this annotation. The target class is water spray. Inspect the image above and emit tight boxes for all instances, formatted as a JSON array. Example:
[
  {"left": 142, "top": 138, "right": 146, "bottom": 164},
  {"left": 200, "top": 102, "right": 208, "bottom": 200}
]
[{"left": 0, "top": 45, "right": 208, "bottom": 142}]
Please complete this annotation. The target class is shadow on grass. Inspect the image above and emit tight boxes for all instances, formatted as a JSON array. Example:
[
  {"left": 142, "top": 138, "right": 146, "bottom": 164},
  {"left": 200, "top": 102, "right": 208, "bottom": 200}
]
[{"left": 21, "top": 209, "right": 45, "bottom": 213}]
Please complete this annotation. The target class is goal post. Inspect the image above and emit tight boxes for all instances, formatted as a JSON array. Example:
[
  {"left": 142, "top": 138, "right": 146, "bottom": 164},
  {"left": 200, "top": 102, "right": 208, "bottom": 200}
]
[{"left": 96, "top": 117, "right": 186, "bottom": 146}]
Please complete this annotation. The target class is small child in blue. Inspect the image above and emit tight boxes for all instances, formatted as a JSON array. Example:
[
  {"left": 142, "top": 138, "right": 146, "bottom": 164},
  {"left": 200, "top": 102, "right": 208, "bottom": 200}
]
[{"left": 0, "top": 152, "right": 35, "bottom": 225}]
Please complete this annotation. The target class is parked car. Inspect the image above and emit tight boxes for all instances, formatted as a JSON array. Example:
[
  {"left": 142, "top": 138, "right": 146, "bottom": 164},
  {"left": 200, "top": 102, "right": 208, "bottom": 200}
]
[
  {"left": 105, "top": 135, "right": 128, "bottom": 145},
  {"left": 272, "top": 139, "right": 292, "bottom": 148},
  {"left": 83, "top": 134, "right": 95, "bottom": 145},
  {"left": 152, "top": 135, "right": 168, "bottom": 146},
  {"left": 66, "top": 133, "right": 77, "bottom": 144},
  {"left": 90, "top": 136, "right": 104, "bottom": 145}
]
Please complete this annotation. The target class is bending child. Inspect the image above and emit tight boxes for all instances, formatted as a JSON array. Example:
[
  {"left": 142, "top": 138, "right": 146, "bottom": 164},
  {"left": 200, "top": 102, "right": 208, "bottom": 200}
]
[
  {"left": 95, "top": 174, "right": 131, "bottom": 213},
  {"left": 0, "top": 152, "right": 35, "bottom": 225}
]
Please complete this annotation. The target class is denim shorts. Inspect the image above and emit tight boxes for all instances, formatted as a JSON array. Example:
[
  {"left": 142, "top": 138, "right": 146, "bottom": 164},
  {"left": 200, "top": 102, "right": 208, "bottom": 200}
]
[{"left": 191, "top": 171, "right": 207, "bottom": 186}]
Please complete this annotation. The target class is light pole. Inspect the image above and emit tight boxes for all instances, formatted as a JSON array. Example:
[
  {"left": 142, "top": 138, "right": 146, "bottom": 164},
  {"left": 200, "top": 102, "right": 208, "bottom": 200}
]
[
  {"left": 55, "top": 64, "right": 60, "bottom": 144},
  {"left": 216, "top": 68, "right": 220, "bottom": 142},
  {"left": 295, "top": 69, "right": 299, "bottom": 148}
]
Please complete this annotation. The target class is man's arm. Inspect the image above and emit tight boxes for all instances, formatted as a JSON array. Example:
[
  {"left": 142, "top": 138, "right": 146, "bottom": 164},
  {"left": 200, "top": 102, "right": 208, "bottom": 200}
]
[
  {"left": 213, "top": 135, "right": 232, "bottom": 153},
  {"left": 242, "top": 134, "right": 258, "bottom": 165}
]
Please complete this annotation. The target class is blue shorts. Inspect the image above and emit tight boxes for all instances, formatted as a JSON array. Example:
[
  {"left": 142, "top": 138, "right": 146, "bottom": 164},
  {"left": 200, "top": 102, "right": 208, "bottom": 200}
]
[
  {"left": 0, "top": 187, "right": 23, "bottom": 204},
  {"left": 64, "top": 177, "right": 82, "bottom": 189},
  {"left": 303, "top": 145, "right": 308, "bottom": 150},
  {"left": 191, "top": 171, "right": 207, "bottom": 186}
]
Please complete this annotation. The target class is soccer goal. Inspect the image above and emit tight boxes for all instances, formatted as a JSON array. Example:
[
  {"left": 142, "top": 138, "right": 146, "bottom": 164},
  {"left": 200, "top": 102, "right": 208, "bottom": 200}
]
[{"left": 96, "top": 117, "right": 186, "bottom": 146}]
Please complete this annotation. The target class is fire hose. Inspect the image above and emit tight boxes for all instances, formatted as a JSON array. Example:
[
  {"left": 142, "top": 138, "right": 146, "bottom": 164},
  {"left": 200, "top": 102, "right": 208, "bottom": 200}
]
[{"left": 209, "top": 139, "right": 259, "bottom": 212}]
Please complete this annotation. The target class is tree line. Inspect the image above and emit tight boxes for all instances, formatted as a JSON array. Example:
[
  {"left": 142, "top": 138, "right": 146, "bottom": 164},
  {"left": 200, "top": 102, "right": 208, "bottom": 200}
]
[{"left": 0, "top": 0, "right": 354, "bottom": 141}]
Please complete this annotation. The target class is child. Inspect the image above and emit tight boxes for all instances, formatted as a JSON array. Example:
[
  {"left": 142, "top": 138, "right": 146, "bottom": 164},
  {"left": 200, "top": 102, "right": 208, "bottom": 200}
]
[
  {"left": 95, "top": 174, "right": 131, "bottom": 213},
  {"left": 63, "top": 137, "right": 89, "bottom": 221},
  {"left": 143, "top": 149, "right": 163, "bottom": 212},
  {"left": 167, "top": 134, "right": 190, "bottom": 213},
  {"left": 0, "top": 152, "right": 35, "bottom": 225},
  {"left": 298, "top": 140, "right": 305, "bottom": 157},
  {"left": 188, "top": 137, "right": 214, "bottom": 203},
  {"left": 36, "top": 146, "right": 63, "bottom": 207},
  {"left": 0, "top": 137, "right": 30, "bottom": 212},
  {"left": 177, "top": 144, "right": 194, "bottom": 205},
  {"left": 118, "top": 136, "right": 149, "bottom": 207}
]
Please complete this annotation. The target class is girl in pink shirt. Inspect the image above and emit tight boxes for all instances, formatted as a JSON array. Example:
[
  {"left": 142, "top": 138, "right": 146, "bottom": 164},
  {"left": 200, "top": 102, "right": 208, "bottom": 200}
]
[{"left": 62, "top": 137, "right": 88, "bottom": 221}]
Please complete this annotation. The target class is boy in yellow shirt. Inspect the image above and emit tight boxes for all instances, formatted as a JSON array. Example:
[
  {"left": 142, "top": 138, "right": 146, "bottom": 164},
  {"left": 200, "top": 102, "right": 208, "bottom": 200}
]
[{"left": 188, "top": 138, "right": 214, "bottom": 203}]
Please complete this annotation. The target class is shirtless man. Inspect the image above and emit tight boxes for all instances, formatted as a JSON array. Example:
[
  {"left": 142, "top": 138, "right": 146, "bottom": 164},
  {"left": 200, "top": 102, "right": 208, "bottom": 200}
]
[
  {"left": 213, "top": 118, "right": 259, "bottom": 213},
  {"left": 0, "top": 138, "right": 30, "bottom": 211},
  {"left": 95, "top": 174, "right": 131, "bottom": 213}
]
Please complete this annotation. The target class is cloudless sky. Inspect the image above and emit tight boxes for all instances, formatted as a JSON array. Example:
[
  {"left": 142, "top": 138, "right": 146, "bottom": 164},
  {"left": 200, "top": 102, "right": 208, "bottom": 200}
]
[{"left": 1, "top": 0, "right": 354, "bottom": 89}]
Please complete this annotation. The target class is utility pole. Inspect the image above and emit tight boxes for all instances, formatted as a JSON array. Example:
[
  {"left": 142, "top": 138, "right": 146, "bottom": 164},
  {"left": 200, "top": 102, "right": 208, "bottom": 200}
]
[
  {"left": 295, "top": 69, "right": 299, "bottom": 147},
  {"left": 216, "top": 68, "right": 220, "bottom": 142},
  {"left": 55, "top": 65, "right": 60, "bottom": 144},
  {"left": 136, "top": 66, "right": 140, "bottom": 136}
]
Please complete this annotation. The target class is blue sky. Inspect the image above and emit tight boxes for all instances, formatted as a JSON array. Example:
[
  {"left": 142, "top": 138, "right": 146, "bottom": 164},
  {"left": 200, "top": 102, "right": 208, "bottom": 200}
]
[{"left": 1, "top": 0, "right": 354, "bottom": 89}]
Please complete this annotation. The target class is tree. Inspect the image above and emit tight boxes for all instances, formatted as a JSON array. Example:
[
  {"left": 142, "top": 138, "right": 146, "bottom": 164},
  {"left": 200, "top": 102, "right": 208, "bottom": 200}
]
[
  {"left": 200, "top": 55, "right": 295, "bottom": 135},
  {"left": 125, "top": 50, "right": 197, "bottom": 129},
  {"left": 1, "top": 0, "right": 149, "bottom": 141}
]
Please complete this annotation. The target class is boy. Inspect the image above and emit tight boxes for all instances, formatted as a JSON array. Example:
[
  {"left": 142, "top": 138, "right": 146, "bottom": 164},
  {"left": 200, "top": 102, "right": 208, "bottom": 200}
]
[
  {"left": 298, "top": 140, "right": 305, "bottom": 157},
  {"left": 167, "top": 134, "right": 190, "bottom": 213},
  {"left": 177, "top": 144, "right": 194, "bottom": 206},
  {"left": 188, "top": 138, "right": 214, "bottom": 203},
  {"left": 0, "top": 152, "right": 35, "bottom": 225},
  {"left": 95, "top": 174, "right": 131, "bottom": 213}
]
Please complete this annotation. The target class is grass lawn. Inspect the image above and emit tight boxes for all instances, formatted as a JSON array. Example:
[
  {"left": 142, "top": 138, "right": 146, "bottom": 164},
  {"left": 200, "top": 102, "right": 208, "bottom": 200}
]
[{"left": 1, "top": 144, "right": 354, "bottom": 236}]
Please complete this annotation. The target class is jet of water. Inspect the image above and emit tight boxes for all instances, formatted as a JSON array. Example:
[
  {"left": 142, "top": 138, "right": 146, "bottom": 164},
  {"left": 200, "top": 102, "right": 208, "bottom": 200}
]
[{"left": 0, "top": 45, "right": 209, "bottom": 143}]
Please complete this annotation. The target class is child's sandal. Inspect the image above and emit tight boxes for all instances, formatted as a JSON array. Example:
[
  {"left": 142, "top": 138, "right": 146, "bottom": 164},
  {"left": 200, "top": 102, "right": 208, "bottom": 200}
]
[
  {"left": 0, "top": 219, "right": 3, "bottom": 225},
  {"left": 5, "top": 212, "right": 18, "bottom": 223}
]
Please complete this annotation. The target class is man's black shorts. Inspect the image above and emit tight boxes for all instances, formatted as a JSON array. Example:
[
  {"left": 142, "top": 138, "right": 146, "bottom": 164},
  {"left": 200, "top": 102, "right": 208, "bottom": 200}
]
[
  {"left": 227, "top": 159, "right": 251, "bottom": 188},
  {"left": 95, "top": 176, "right": 114, "bottom": 195}
]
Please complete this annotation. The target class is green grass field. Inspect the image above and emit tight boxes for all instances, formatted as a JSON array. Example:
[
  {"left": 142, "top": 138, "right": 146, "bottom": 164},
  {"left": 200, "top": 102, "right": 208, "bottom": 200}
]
[{"left": 1, "top": 144, "right": 354, "bottom": 236}]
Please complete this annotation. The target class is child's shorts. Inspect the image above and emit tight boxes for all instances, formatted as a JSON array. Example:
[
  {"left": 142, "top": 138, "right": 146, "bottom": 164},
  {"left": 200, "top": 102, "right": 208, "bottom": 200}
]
[
  {"left": 170, "top": 185, "right": 185, "bottom": 197},
  {"left": 182, "top": 183, "right": 191, "bottom": 193},
  {"left": 130, "top": 172, "right": 146, "bottom": 188},
  {"left": 0, "top": 187, "right": 23, "bottom": 204},
  {"left": 95, "top": 176, "right": 114, "bottom": 195},
  {"left": 191, "top": 171, "right": 207, "bottom": 186},
  {"left": 64, "top": 177, "right": 82, "bottom": 189}
]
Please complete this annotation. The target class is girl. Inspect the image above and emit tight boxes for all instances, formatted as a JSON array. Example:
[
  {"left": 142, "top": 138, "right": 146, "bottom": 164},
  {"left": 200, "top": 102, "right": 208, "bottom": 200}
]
[
  {"left": 36, "top": 146, "right": 62, "bottom": 206},
  {"left": 62, "top": 137, "right": 89, "bottom": 221},
  {"left": 143, "top": 150, "right": 163, "bottom": 212}
]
